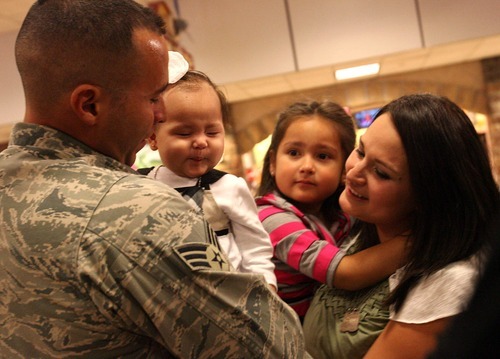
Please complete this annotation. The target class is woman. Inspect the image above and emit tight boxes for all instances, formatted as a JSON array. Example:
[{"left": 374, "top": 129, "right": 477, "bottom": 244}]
[{"left": 303, "top": 93, "right": 499, "bottom": 359}]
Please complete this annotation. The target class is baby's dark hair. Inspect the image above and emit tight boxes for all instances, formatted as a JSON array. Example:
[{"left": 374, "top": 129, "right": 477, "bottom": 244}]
[
  {"left": 169, "top": 70, "right": 229, "bottom": 126},
  {"left": 257, "top": 100, "right": 356, "bottom": 221}
]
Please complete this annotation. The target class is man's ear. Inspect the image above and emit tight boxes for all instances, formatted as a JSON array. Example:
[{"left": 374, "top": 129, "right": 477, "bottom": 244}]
[{"left": 70, "top": 85, "right": 101, "bottom": 126}]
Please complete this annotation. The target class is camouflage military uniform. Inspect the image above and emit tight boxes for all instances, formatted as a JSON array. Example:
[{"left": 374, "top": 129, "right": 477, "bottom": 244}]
[{"left": 0, "top": 123, "right": 309, "bottom": 358}]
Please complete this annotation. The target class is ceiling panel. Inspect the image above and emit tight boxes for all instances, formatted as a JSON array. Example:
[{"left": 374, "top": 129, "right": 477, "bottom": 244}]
[
  {"left": 176, "top": 0, "right": 295, "bottom": 84},
  {"left": 419, "top": 0, "right": 500, "bottom": 46},
  {"left": 1, "top": 0, "right": 500, "bottom": 107},
  {"left": 288, "top": 0, "right": 422, "bottom": 70}
]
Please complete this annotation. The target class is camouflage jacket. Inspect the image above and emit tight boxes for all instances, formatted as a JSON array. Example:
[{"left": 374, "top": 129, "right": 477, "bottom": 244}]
[{"left": 0, "top": 123, "right": 309, "bottom": 358}]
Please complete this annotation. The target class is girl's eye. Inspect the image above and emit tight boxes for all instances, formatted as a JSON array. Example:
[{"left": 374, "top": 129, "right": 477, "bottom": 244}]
[
  {"left": 317, "top": 153, "right": 331, "bottom": 160},
  {"left": 288, "top": 149, "right": 299, "bottom": 157},
  {"left": 207, "top": 131, "right": 220, "bottom": 137}
]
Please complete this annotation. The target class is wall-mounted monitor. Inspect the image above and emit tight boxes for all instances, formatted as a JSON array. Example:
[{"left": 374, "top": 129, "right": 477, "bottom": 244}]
[{"left": 353, "top": 108, "right": 379, "bottom": 128}]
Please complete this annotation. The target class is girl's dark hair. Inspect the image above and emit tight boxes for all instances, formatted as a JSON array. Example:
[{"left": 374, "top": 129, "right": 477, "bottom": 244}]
[
  {"left": 375, "top": 93, "right": 499, "bottom": 311},
  {"left": 169, "top": 70, "right": 230, "bottom": 126},
  {"left": 257, "top": 100, "right": 356, "bottom": 222}
]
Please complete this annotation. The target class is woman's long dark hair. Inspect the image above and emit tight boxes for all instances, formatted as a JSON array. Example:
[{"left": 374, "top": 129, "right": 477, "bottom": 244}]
[{"left": 376, "top": 94, "right": 499, "bottom": 311}]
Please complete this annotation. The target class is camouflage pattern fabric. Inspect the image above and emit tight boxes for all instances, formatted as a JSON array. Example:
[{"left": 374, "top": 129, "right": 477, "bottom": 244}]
[
  {"left": 0, "top": 123, "right": 310, "bottom": 358},
  {"left": 175, "top": 182, "right": 231, "bottom": 237}
]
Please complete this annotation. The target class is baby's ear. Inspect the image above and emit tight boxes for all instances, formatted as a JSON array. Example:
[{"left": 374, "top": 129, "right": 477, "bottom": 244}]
[{"left": 147, "top": 134, "right": 158, "bottom": 150}]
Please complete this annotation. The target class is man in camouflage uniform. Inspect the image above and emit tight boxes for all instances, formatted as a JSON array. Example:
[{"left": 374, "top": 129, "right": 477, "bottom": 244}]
[{"left": 0, "top": 0, "right": 309, "bottom": 358}]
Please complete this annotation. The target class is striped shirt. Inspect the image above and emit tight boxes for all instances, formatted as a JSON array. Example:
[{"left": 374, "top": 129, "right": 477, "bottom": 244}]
[{"left": 256, "top": 192, "right": 351, "bottom": 318}]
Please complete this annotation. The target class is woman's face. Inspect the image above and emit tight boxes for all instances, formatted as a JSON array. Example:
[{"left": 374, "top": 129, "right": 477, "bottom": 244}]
[{"left": 339, "top": 113, "right": 416, "bottom": 238}]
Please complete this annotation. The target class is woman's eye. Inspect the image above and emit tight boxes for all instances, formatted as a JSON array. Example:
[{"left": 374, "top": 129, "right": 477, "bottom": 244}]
[
  {"left": 355, "top": 148, "right": 365, "bottom": 158},
  {"left": 150, "top": 97, "right": 160, "bottom": 104},
  {"left": 374, "top": 167, "right": 390, "bottom": 180}
]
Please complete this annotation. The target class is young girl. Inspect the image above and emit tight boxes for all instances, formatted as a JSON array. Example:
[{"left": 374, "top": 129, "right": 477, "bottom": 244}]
[
  {"left": 256, "top": 101, "right": 406, "bottom": 319},
  {"left": 141, "top": 56, "right": 276, "bottom": 290}
]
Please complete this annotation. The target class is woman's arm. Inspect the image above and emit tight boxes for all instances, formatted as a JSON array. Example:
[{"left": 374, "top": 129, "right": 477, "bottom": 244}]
[
  {"left": 364, "top": 317, "right": 451, "bottom": 359},
  {"left": 333, "top": 236, "right": 407, "bottom": 289}
]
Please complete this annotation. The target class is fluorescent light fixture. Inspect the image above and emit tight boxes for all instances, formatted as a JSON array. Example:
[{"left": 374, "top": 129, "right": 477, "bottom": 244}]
[{"left": 335, "top": 63, "right": 380, "bottom": 80}]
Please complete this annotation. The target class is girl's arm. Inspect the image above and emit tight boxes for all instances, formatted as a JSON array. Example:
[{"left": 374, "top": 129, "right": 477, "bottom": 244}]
[
  {"left": 364, "top": 317, "right": 451, "bottom": 359},
  {"left": 332, "top": 236, "right": 407, "bottom": 290},
  {"left": 258, "top": 198, "right": 406, "bottom": 290},
  {"left": 258, "top": 203, "right": 344, "bottom": 286}
]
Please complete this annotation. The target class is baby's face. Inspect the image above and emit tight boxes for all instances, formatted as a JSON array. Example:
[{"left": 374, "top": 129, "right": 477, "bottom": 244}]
[{"left": 151, "top": 83, "right": 225, "bottom": 179}]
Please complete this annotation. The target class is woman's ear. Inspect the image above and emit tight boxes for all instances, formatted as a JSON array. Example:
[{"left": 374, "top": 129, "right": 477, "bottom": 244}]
[
  {"left": 70, "top": 84, "right": 101, "bottom": 126},
  {"left": 148, "top": 133, "right": 158, "bottom": 151}
]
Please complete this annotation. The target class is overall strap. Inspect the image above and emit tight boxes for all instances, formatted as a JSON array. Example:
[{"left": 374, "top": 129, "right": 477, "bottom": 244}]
[
  {"left": 136, "top": 166, "right": 154, "bottom": 175},
  {"left": 199, "top": 169, "right": 228, "bottom": 190},
  {"left": 198, "top": 169, "right": 230, "bottom": 237}
]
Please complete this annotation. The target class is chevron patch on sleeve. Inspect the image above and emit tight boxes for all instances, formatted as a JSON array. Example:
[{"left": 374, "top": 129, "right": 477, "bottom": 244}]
[{"left": 173, "top": 243, "right": 231, "bottom": 272}]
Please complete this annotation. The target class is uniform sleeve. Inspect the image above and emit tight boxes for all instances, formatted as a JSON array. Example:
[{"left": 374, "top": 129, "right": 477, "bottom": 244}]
[
  {"left": 79, "top": 177, "right": 309, "bottom": 359},
  {"left": 213, "top": 176, "right": 277, "bottom": 287},
  {"left": 258, "top": 203, "right": 346, "bottom": 287}
]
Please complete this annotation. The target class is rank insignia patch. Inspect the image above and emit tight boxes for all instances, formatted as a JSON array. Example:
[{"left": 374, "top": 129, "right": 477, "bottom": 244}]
[{"left": 174, "top": 243, "right": 231, "bottom": 272}]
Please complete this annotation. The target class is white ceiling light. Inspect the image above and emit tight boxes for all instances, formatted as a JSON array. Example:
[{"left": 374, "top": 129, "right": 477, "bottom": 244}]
[{"left": 335, "top": 63, "right": 380, "bottom": 80}]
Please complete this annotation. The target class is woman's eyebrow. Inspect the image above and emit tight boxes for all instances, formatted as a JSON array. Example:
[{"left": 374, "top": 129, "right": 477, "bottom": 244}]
[{"left": 360, "top": 137, "right": 402, "bottom": 177}]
